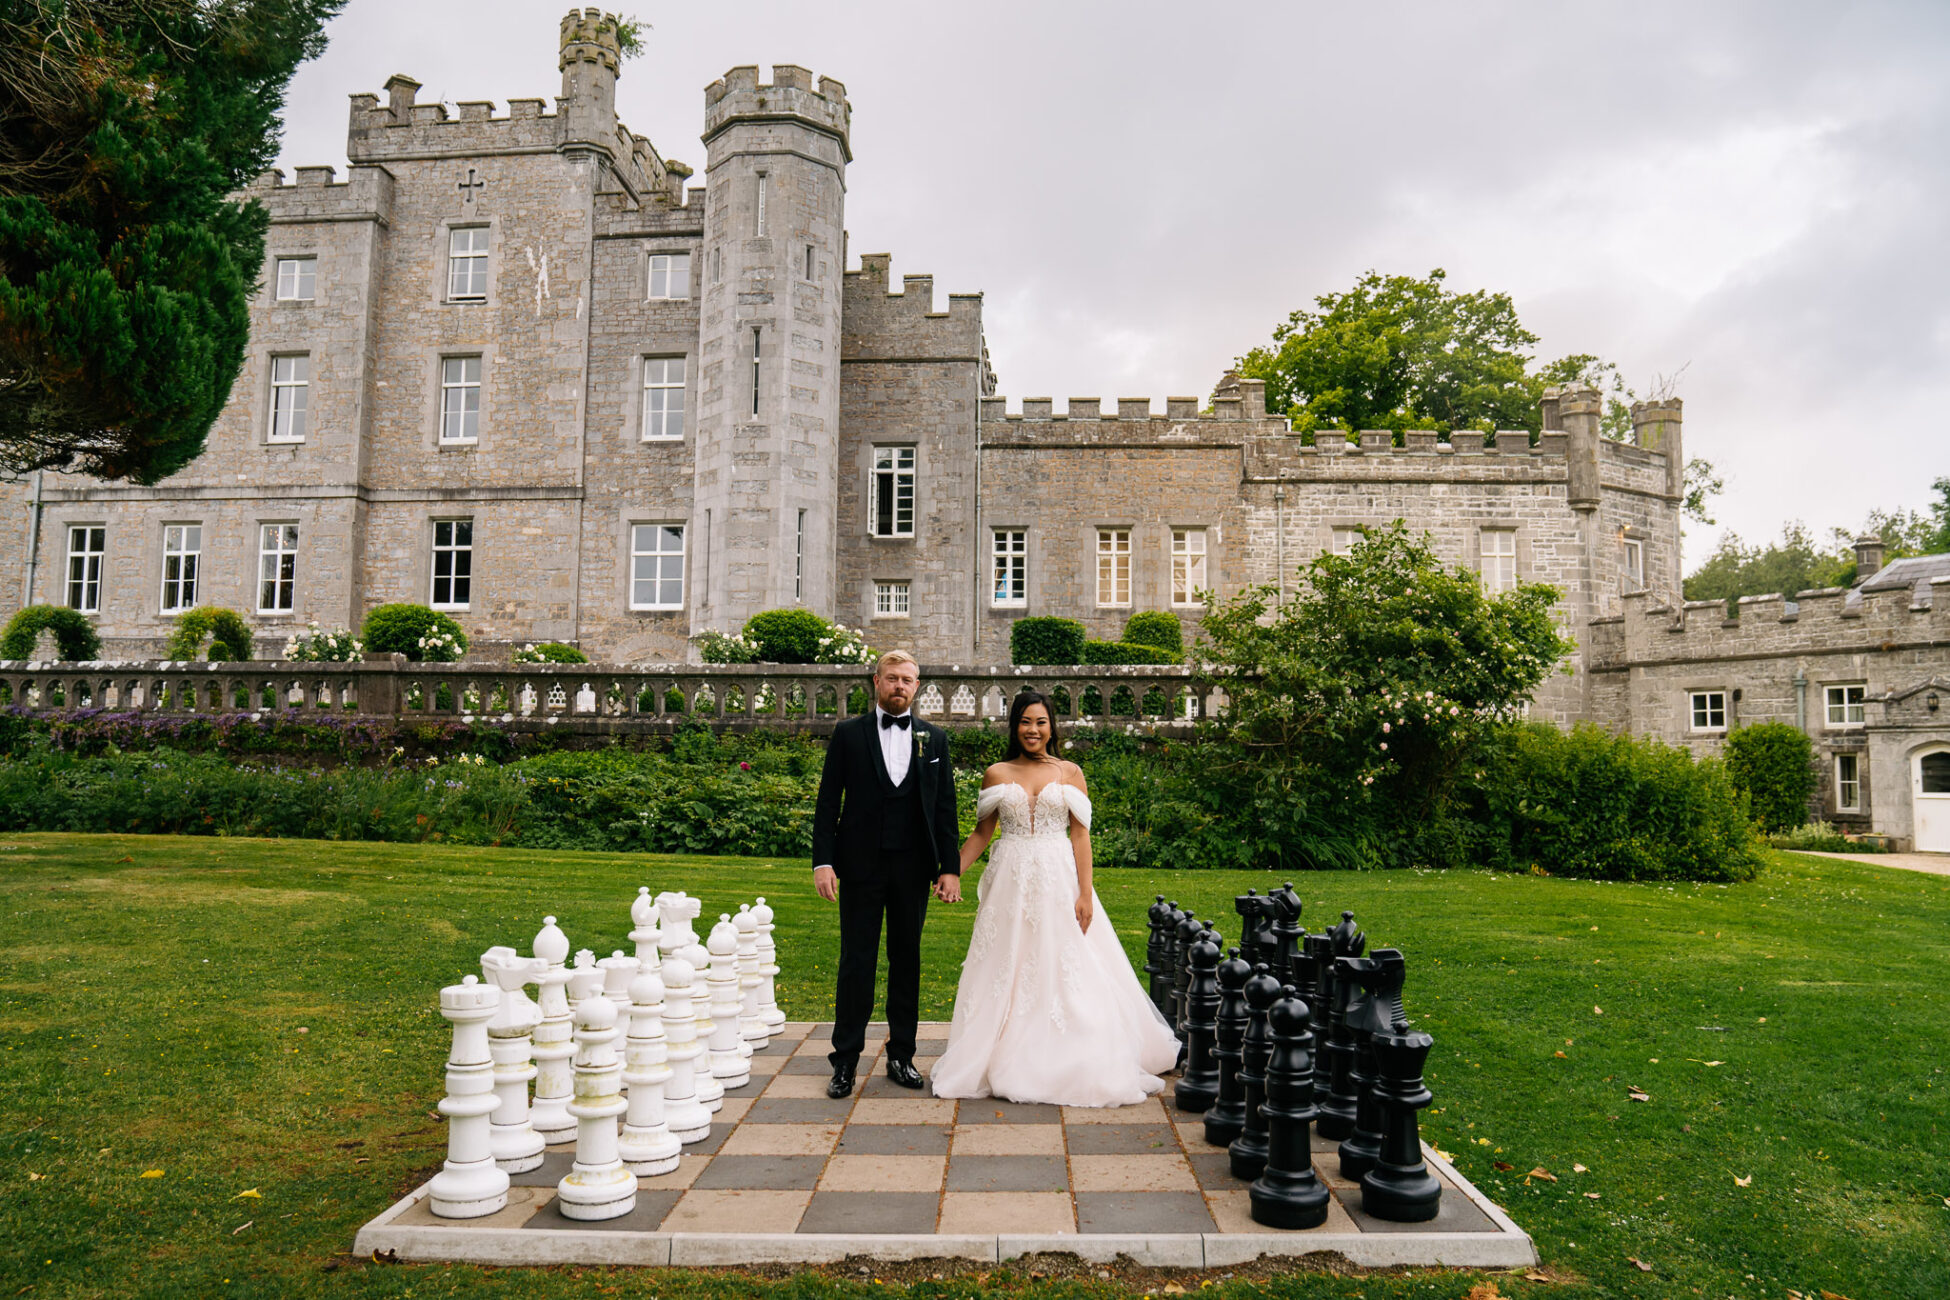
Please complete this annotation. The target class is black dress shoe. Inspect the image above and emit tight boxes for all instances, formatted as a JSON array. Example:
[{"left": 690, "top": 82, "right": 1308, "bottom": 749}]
[
  {"left": 827, "top": 1064, "right": 857, "bottom": 1099},
  {"left": 886, "top": 1058, "right": 924, "bottom": 1090}
]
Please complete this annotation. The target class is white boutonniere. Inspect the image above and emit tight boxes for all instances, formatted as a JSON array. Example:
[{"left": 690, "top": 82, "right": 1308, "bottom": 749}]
[{"left": 915, "top": 729, "right": 929, "bottom": 760}]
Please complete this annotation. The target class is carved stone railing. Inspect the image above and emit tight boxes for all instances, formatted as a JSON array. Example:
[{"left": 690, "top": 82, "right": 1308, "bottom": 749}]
[{"left": 0, "top": 658, "right": 1226, "bottom": 735}]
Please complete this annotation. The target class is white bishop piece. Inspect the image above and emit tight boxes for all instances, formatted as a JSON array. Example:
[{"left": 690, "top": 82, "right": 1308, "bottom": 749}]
[
  {"left": 617, "top": 968, "right": 683, "bottom": 1175},
  {"left": 706, "top": 913, "right": 751, "bottom": 1088},
  {"left": 528, "top": 917, "right": 577, "bottom": 1143},
  {"left": 428, "top": 975, "right": 511, "bottom": 1218},
  {"left": 752, "top": 896, "right": 784, "bottom": 1030},
  {"left": 734, "top": 904, "right": 770, "bottom": 1049},
  {"left": 479, "top": 945, "right": 549, "bottom": 1173},
  {"left": 555, "top": 997, "right": 636, "bottom": 1221},
  {"left": 658, "top": 955, "right": 712, "bottom": 1143}
]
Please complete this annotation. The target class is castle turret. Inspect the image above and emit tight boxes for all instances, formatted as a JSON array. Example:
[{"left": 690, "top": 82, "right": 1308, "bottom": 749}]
[
  {"left": 559, "top": 8, "right": 623, "bottom": 157},
  {"left": 1559, "top": 384, "right": 1602, "bottom": 511},
  {"left": 1630, "top": 398, "right": 1684, "bottom": 504},
  {"left": 692, "top": 66, "right": 852, "bottom": 625}
]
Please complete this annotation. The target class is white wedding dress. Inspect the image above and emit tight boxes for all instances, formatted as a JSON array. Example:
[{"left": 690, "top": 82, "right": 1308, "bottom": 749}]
[{"left": 931, "top": 780, "right": 1181, "bottom": 1107}]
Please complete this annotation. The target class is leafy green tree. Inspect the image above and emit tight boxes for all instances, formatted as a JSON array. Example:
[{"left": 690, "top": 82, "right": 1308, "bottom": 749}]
[
  {"left": 0, "top": 0, "right": 342, "bottom": 483},
  {"left": 1683, "top": 524, "right": 1851, "bottom": 604}
]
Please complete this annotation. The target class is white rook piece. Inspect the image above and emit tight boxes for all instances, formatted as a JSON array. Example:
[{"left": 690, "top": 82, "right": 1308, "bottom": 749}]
[
  {"left": 428, "top": 975, "right": 511, "bottom": 1218},
  {"left": 479, "top": 945, "right": 549, "bottom": 1173},
  {"left": 555, "top": 997, "right": 636, "bottom": 1221},
  {"left": 705, "top": 913, "right": 750, "bottom": 1087},
  {"left": 529, "top": 917, "right": 577, "bottom": 1143},
  {"left": 599, "top": 950, "right": 639, "bottom": 1011},
  {"left": 735, "top": 905, "right": 769, "bottom": 1048},
  {"left": 753, "top": 896, "right": 784, "bottom": 1029},
  {"left": 618, "top": 968, "right": 683, "bottom": 1176},
  {"left": 629, "top": 887, "right": 661, "bottom": 973},
  {"left": 658, "top": 955, "right": 712, "bottom": 1143}
]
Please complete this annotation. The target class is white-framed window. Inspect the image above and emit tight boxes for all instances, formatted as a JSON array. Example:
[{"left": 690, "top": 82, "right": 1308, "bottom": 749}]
[
  {"left": 257, "top": 523, "right": 298, "bottom": 613},
  {"left": 160, "top": 524, "right": 201, "bottom": 614},
  {"left": 1172, "top": 528, "right": 1208, "bottom": 605},
  {"left": 641, "top": 356, "right": 686, "bottom": 440},
  {"left": 275, "top": 256, "right": 317, "bottom": 301},
  {"left": 66, "top": 525, "right": 104, "bottom": 613},
  {"left": 755, "top": 174, "right": 767, "bottom": 237},
  {"left": 440, "top": 356, "right": 481, "bottom": 443},
  {"left": 629, "top": 523, "right": 685, "bottom": 610},
  {"left": 750, "top": 327, "right": 762, "bottom": 416},
  {"left": 992, "top": 530, "right": 1027, "bottom": 606},
  {"left": 794, "top": 509, "right": 806, "bottom": 602},
  {"left": 870, "top": 446, "right": 915, "bottom": 537},
  {"left": 1331, "top": 527, "right": 1363, "bottom": 557},
  {"left": 1690, "top": 690, "right": 1727, "bottom": 732},
  {"left": 1481, "top": 529, "right": 1517, "bottom": 594},
  {"left": 1097, "top": 528, "right": 1132, "bottom": 607},
  {"left": 875, "top": 580, "right": 911, "bottom": 617},
  {"left": 267, "top": 354, "right": 309, "bottom": 442},
  {"left": 1835, "top": 753, "right": 1861, "bottom": 812},
  {"left": 647, "top": 252, "right": 690, "bottom": 300},
  {"left": 430, "top": 519, "right": 473, "bottom": 609},
  {"left": 447, "top": 226, "right": 489, "bottom": 300},
  {"left": 1825, "top": 684, "right": 1867, "bottom": 729},
  {"left": 1622, "top": 538, "right": 1645, "bottom": 592}
]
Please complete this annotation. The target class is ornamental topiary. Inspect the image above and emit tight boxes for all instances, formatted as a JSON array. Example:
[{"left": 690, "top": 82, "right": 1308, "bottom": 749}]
[
  {"left": 513, "top": 642, "right": 589, "bottom": 664},
  {"left": 1122, "top": 610, "right": 1184, "bottom": 656},
  {"left": 1009, "top": 617, "right": 1086, "bottom": 666},
  {"left": 1723, "top": 720, "right": 1816, "bottom": 833},
  {"left": 164, "top": 607, "right": 253, "bottom": 661},
  {"left": 741, "top": 608, "right": 829, "bottom": 664},
  {"left": 1080, "top": 638, "right": 1181, "bottom": 666},
  {"left": 362, "top": 603, "right": 469, "bottom": 662},
  {"left": 0, "top": 604, "right": 102, "bottom": 661}
]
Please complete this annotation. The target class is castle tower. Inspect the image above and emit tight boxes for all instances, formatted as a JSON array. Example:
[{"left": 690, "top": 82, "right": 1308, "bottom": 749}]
[
  {"left": 558, "top": 8, "right": 623, "bottom": 157},
  {"left": 693, "top": 66, "right": 852, "bottom": 626}
]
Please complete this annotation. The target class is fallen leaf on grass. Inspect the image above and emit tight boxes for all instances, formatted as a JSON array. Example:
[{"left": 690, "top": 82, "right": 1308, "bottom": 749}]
[
  {"left": 231, "top": 1221, "right": 252, "bottom": 1235},
  {"left": 1573, "top": 1163, "right": 1589, "bottom": 1173},
  {"left": 1628, "top": 1090, "right": 1651, "bottom": 1103},
  {"left": 139, "top": 1170, "right": 163, "bottom": 1179},
  {"left": 1493, "top": 1161, "right": 1513, "bottom": 1171},
  {"left": 1554, "top": 1051, "right": 1568, "bottom": 1059},
  {"left": 1584, "top": 1192, "right": 1602, "bottom": 1199},
  {"left": 1431, "top": 1147, "right": 1456, "bottom": 1161},
  {"left": 1627, "top": 1257, "right": 1652, "bottom": 1272},
  {"left": 1523, "top": 1272, "right": 1549, "bottom": 1283},
  {"left": 1161, "top": 1285, "right": 1186, "bottom": 1295},
  {"left": 1526, "top": 1167, "right": 1557, "bottom": 1182},
  {"left": 1475, "top": 1137, "right": 1493, "bottom": 1146},
  {"left": 1685, "top": 1059, "right": 1725, "bottom": 1067},
  {"left": 1593, "top": 1006, "right": 1603, "bottom": 1015},
  {"left": 1734, "top": 1174, "right": 1753, "bottom": 1187},
  {"left": 1465, "top": 1284, "right": 1504, "bottom": 1300},
  {"left": 231, "top": 1188, "right": 261, "bottom": 1201},
  {"left": 1820, "top": 1291, "right": 1855, "bottom": 1300},
  {"left": 28, "top": 1172, "right": 43, "bottom": 1181}
]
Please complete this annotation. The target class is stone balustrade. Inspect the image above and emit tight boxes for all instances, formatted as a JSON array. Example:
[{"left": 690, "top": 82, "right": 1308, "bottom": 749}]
[{"left": 0, "top": 658, "right": 1225, "bottom": 735}]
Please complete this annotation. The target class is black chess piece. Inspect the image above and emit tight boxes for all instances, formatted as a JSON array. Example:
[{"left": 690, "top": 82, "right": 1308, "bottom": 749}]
[
  {"left": 1227, "top": 962, "right": 1283, "bottom": 1181},
  {"left": 1144, "top": 896, "right": 1172, "bottom": 1017},
  {"left": 1288, "top": 926, "right": 1318, "bottom": 1007},
  {"left": 1202, "top": 946, "right": 1253, "bottom": 1147},
  {"left": 1170, "top": 909, "right": 1202, "bottom": 1044},
  {"left": 1175, "top": 927, "right": 1224, "bottom": 1112},
  {"left": 1358, "top": 1020, "right": 1442, "bottom": 1222},
  {"left": 1268, "top": 883, "right": 1304, "bottom": 984},
  {"left": 1249, "top": 988, "right": 1330, "bottom": 1229},
  {"left": 1234, "top": 889, "right": 1270, "bottom": 968},
  {"left": 1313, "top": 911, "right": 1367, "bottom": 1141},
  {"left": 1333, "top": 948, "right": 1403, "bottom": 1180}
]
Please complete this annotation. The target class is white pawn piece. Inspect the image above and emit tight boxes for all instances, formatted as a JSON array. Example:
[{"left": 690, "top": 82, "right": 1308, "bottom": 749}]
[
  {"left": 567, "top": 949, "right": 603, "bottom": 1008},
  {"left": 705, "top": 914, "right": 751, "bottom": 1088},
  {"left": 599, "top": 950, "right": 639, "bottom": 1012},
  {"left": 658, "top": 955, "right": 713, "bottom": 1144},
  {"left": 529, "top": 917, "right": 577, "bottom": 1144},
  {"left": 428, "top": 975, "right": 511, "bottom": 1218},
  {"left": 555, "top": 997, "right": 636, "bottom": 1221},
  {"left": 628, "top": 887, "right": 662, "bottom": 974},
  {"left": 752, "top": 896, "right": 785, "bottom": 1030},
  {"left": 479, "top": 945, "right": 549, "bottom": 1173},
  {"left": 618, "top": 968, "right": 683, "bottom": 1176},
  {"left": 735, "top": 905, "right": 770, "bottom": 1048},
  {"left": 677, "top": 934, "right": 725, "bottom": 1107}
]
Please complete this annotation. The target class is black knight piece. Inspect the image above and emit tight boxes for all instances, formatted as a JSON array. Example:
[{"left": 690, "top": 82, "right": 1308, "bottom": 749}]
[
  {"left": 1202, "top": 946, "right": 1253, "bottom": 1146},
  {"left": 1248, "top": 988, "right": 1330, "bottom": 1229},
  {"left": 1227, "top": 962, "right": 1283, "bottom": 1180},
  {"left": 1174, "top": 927, "right": 1224, "bottom": 1112},
  {"left": 1333, "top": 948, "right": 1404, "bottom": 1179},
  {"left": 1268, "top": 882, "right": 1304, "bottom": 984},
  {"left": 1234, "top": 889, "right": 1272, "bottom": 968},
  {"left": 1313, "top": 911, "right": 1367, "bottom": 1141},
  {"left": 1358, "top": 1020, "right": 1442, "bottom": 1222}
]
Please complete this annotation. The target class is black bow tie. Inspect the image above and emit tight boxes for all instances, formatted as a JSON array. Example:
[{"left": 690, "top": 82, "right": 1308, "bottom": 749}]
[{"left": 880, "top": 713, "right": 912, "bottom": 730}]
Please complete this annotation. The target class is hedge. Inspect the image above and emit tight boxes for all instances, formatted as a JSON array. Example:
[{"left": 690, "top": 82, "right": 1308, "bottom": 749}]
[
  {"left": 1123, "top": 610, "right": 1184, "bottom": 655},
  {"left": 164, "top": 607, "right": 254, "bottom": 661},
  {"left": 362, "top": 604, "right": 468, "bottom": 662},
  {"left": 1010, "top": 617, "right": 1085, "bottom": 665},
  {"left": 741, "top": 609, "right": 829, "bottom": 664},
  {"left": 1, "top": 605, "right": 101, "bottom": 661},
  {"left": 1723, "top": 721, "right": 1816, "bottom": 833},
  {"left": 1081, "top": 639, "right": 1180, "bottom": 666}
]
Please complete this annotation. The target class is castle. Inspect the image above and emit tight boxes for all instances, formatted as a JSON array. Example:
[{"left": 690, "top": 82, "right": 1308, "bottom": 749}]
[{"left": 2, "top": 10, "right": 1945, "bottom": 849}]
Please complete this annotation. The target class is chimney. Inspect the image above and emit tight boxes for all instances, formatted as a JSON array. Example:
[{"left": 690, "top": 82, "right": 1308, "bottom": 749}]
[
  {"left": 384, "top": 74, "right": 420, "bottom": 122},
  {"left": 1854, "top": 534, "right": 1885, "bottom": 583}
]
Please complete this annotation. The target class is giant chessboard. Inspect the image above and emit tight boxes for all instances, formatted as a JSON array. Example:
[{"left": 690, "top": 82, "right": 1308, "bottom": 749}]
[{"left": 354, "top": 1023, "right": 1535, "bottom": 1269}]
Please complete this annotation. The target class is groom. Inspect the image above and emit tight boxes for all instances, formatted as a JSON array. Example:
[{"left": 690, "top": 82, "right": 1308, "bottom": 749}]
[{"left": 811, "top": 649, "right": 961, "bottom": 1098}]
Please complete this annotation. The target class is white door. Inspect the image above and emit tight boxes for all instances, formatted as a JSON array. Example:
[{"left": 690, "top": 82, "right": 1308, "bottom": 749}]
[{"left": 1916, "top": 748, "right": 1950, "bottom": 853}]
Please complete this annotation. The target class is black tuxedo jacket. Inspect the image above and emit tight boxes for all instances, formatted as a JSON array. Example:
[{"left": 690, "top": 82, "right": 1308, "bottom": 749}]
[{"left": 812, "top": 711, "right": 960, "bottom": 880}]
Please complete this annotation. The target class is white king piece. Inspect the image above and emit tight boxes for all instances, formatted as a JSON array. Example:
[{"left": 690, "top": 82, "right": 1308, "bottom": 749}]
[
  {"left": 555, "top": 996, "right": 636, "bottom": 1221},
  {"left": 734, "top": 904, "right": 770, "bottom": 1049},
  {"left": 428, "top": 975, "right": 511, "bottom": 1218},
  {"left": 479, "top": 945, "right": 549, "bottom": 1173},
  {"left": 657, "top": 954, "right": 712, "bottom": 1144},
  {"left": 752, "top": 896, "right": 784, "bottom": 1030}
]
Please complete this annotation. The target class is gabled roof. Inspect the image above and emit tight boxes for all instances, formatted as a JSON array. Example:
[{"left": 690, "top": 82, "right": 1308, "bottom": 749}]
[{"left": 1861, "top": 552, "right": 1950, "bottom": 593}]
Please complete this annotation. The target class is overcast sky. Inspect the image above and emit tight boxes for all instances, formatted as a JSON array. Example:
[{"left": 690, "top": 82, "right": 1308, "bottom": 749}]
[{"left": 273, "top": 0, "right": 1950, "bottom": 570}]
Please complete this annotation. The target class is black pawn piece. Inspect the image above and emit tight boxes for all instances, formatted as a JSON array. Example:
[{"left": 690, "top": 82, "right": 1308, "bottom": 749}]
[
  {"left": 1249, "top": 988, "right": 1330, "bottom": 1229},
  {"left": 1202, "top": 947, "right": 1253, "bottom": 1147},
  {"left": 1227, "top": 963, "right": 1284, "bottom": 1181},
  {"left": 1144, "top": 896, "right": 1172, "bottom": 1017},
  {"left": 1313, "top": 914, "right": 1368, "bottom": 1141},
  {"left": 1170, "top": 909, "right": 1202, "bottom": 1044},
  {"left": 1334, "top": 948, "right": 1404, "bottom": 1180},
  {"left": 1175, "top": 928, "right": 1224, "bottom": 1112},
  {"left": 1358, "top": 1021, "right": 1442, "bottom": 1222}
]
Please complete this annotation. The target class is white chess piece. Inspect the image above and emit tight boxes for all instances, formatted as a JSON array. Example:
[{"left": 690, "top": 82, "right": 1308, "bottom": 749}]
[
  {"left": 752, "top": 896, "right": 784, "bottom": 1030},
  {"left": 657, "top": 955, "right": 712, "bottom": 1144},
  {"left": 618, "top": 968, "right": 683, "bottom": 1176},
  {"left": 734, "top": 905, "right": 770, "bottom": 1049},
  {"left": 599, "top": 950, "right": 639, "bottom": 1011},
  {"left": 705, "top": 915, "right": 752, "bottom": 1088},
  {"left": 567, "top": 949, "right": 603, "bottom": 1008},
  {"left": 555, "top": 997, "right": 636, "bottom": 1221},
  {"left": 629, "top": 887, "right": 661, "bottom": 974},
  {"left": 677, "top": 934, "right": 726, "bottom": 1107},
  {"left": 528, "top": 917, "right": 577, "bottom": 1143},
  {"left": 656, "top": 890, "right": 699, "bottom": 955},
  {"left": 428, "top": 975, "right": 511, "bottom": 1218},
  {"left": 479, "top": 945, "right": 549, "bottom": 1173}
]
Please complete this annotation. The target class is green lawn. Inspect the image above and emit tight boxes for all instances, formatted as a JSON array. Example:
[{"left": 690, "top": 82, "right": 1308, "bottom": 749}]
[{"left": 1, "top": 834, "right": 1944, "bottom": 1300}]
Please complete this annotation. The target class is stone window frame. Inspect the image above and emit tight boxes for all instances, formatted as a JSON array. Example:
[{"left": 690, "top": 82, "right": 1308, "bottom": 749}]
[
  {"left": 1329, "top": 525, "right": 1365, "bottom": 558},
  {"left": 65, "top": 523, "right": 106, "bottom": 614},
  {"left": 425, "top": 348, "right": 495, "bottom": 450},
  {"left": 869, "top": 445, "right": 916, "bottom": 539},
  {"left": 429, "top": 517, "right": 475, "bottom": 611},
  {"left": 990, "top": 528, "right": 1028, "bottom": 609},
  {"left": 626, "top": 521, "right": 687, "bottom": 613},
  {"left": 1823, "top": 682, "right": 1868, "bottom": 730},
  {"left": 646, "top": 249, "right": 692, "bottom": 301},
  {"left": 158, "top": 521, "right": 203, "bottom": 615},
  {"left": 1689, "top": 689, "right": 1728, "bottom": 734},
  {"left": 1478, "top": 526, "right": 1519, "bottom": 594},
  {"left": 1096, "top": 527, "right": 1133, "bottom": 608},
  {"left": 266, "top": 352, "right": 310, "bottom": 444},
  {"left": 273, "top": 254, "right": 318, "bottom": 303},
  {"left": 1170, "top": 526, "right": 1210, "bottom": 607},
  {"left": 638, "top": 354, "right": 689, "bottom": 442},
  {"left": 873, "top": 579, "right": 911, "bottom": 619},
  {"left": 1621, "top": 535, "right": 1646, "bottom": 593},
  {"left": 444, "top": 224, "right": 492, "bottom": 302},
  {"left": 1834, "top": 751, "right": 1862, "bottom": 813},
  {"left": 256, "top": 521, "right": 300, "bottom": 616}
]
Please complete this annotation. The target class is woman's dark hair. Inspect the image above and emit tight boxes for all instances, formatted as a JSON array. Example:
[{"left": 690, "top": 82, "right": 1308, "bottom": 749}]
[{"left": 1004, "top": 690, "right": 1062, "bottom": 763}]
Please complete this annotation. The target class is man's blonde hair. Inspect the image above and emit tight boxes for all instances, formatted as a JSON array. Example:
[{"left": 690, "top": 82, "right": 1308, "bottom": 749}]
[{"left": 873, "top": 649, "right": 918, "bottom": 677}]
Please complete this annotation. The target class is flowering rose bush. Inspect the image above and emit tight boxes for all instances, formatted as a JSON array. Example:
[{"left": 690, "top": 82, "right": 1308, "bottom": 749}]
[{"left": 283, "top": 621, "right": 363, "bottom": 662}]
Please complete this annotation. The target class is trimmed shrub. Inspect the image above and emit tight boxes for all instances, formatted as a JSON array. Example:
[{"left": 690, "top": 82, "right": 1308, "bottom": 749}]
[
  {"left": 1081, "top": 639, "right": 1180, "bottom": 666},
  {"left": 742, "top": 608, "right": 829, "bottom": 664},
  {"left": 1010, "top": 617, "right": 1086, "bottom": 665},
  {"left": 513, "top": 642, "right": 589, "bottom": 664},
  {"left": 164, "top": 607, "right": 253, "bottom": 661},
  {"left": 0, "top": 605, "right": 101, "bottom": 661},
  {"left": 1123, "top": 610, "right": 1184, "bottom": 655},
  {"left": 695, "top": 629, "right": 761, "bottom": 664},
  {"left": 1723, "top": 721, "right": 1815, "bottom": 833},
  {"left": 1769, "top": 820, "right": 1880, "bottom": 853},
  {"left": 282, "top": 622, "right": 362, "bottom": 662},
  {"left": 362, "top": 604, "right": 468, "bottom": 662}
]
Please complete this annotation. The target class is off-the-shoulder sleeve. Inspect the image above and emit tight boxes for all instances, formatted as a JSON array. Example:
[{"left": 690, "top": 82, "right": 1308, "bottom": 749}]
[
  {"left": 1060, "top": 784, "right": 1093, "bottom": 829},
  {"left": 975, "top": 785, "right": 1010, "bottom": 822}
]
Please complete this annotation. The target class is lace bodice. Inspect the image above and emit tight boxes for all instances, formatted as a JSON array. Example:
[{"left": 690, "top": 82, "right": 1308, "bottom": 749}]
[{"left": 975, "top": 780, "right": 1092, "bottom": 839}]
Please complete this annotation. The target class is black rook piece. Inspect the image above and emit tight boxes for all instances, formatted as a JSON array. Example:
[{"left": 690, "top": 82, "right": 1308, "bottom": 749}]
[
  {"left": 1175, "top": 927, "right": 1224, "bottom": 1112},
  {"left": 1144, "top": 897, "right": 1173, "bottom": 1017},
  {"left": 1203, "top": 946, "right": 1253, "bottom": 1147},
  {"left": 1333, "top": 948, "right": 1404, "bottom": 1179},
  {"left": 1227, "top": 963, "right": 1283, "bottom": 1180},
  {"left": 1358, "top": 1021, "right": 1442, "bottom": 1222},
  {"left": 1249, "top": 989, "right": 1330, "bottom": 1229},
  {"left": 1313, "top": 912, "right": 1367, "bottom": 1141}
]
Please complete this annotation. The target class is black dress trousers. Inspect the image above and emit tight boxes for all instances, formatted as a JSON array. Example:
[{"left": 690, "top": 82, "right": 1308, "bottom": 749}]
[{"left": 829, "top": 847, "right": 932, "bottom": 1070}]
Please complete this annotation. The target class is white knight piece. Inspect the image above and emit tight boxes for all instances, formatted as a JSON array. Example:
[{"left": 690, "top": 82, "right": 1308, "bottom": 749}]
[{"left": 479, "top": 945, "right": 549, "bottom": 1173}]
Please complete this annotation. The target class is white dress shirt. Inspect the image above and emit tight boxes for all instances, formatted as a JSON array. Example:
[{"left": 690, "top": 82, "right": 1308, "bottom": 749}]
[{"left": 812, "top": 705, "right": 917, "bottom": 875}]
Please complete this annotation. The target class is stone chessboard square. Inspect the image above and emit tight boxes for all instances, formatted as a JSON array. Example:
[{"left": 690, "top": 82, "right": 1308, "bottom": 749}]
[
  {"left": 797, "top": 1191, "right": 941, "bottom": 1235},
  {"left": 660, "top": 1188, "right": 811, "bottom": 1234},
  {"left": 743, "top": 1097, "right": 857, "bottom": 1124},
  {"left": 745, "top": 1050, "right": 787, "bottom": 1076},
  {"left": 944, "top": 1154, "right": 1070, "bottom": 1192},
  {"left": 1065, "top": 1123, "right": 1179, "bottom": 1154},
  {"left": 852, "top": 1098, "right": 955, "bottom": 1125},
  {"left": 1204, "top": 1187, "right": 1359, "bottom": 1235},
  {"left": 950, "top": 1123, "right": 1064, "bottom": 1156},
  {"left": 524, "top": 1188, "right": 684, "bottom": 1231},
  {"left": 1341, "top": 1180, "right": 1497, "bottom": 1235},
  {"left": 677, "top": 1126, "right": 732, "bottom": 1156},
  {"left": 1186, "top": 1151, "right": 1240, "bottom": 1190},
  {"left": 911, "top": 1039, "right": 947, "bottom": 1057},
  {"left": 508, "top": 1149, "right": 576, "bottom": 1187},
  {"left": 719, "top": 1123, "right": 843, "bottom": 1157},
  {"left": 837, "top": 1124, "right": 952, "bottom": 1156},
  {"left": 1069, "top": 1154, "right": 1200, "bottom": 1193},
  {"left": 763, "top": 1072, "right": 848, "bottom": 1098},
  {"left": 819, "top": 1154, "right": 945, "bottom": 1193},
  {"left": 955, "top": 1099, "right": 1062, "bottom": 1125},
  {"left": 859, "top": 1070, "right": 934, "bottom": 1098},
  {"left": 781, "top": 1055, "right": 845, "bottom": 1075},
  {"left": 936, "top": 1191, "right": 1076, "bottom": 1235},
  {"left": 691, "top": 1154, "right": 826, "bottom": 1190},
  {"left": 1075, "top": 1191, "right": 1218, "bottom": 1234}
]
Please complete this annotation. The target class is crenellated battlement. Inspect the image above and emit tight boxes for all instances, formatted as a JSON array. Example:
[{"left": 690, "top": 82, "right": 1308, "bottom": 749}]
[
  {"left": 703, "top": 64, "right": 851, "bottom": 160},
  {"left": 1587, "top": 578, "right": 1950, "bottom": 672},
  {"left": 248, "top": 163, "right": 395, "bottom": 224}
]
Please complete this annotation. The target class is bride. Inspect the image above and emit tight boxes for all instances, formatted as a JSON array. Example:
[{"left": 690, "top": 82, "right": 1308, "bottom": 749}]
[{"left": 930, "top": 690, "right": 1181, "bottom": 1106}]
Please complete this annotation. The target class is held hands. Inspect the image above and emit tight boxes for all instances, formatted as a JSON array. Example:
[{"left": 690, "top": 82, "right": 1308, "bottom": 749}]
[
  {"left": 1074, "top": 894, "right": 1093, "bottom": 933},
  {"left": 934, "top": 873, "right": 962, "bottom": 904},
  {"left": 813, "top": 865, "right": 839, "bottom": 903}
]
